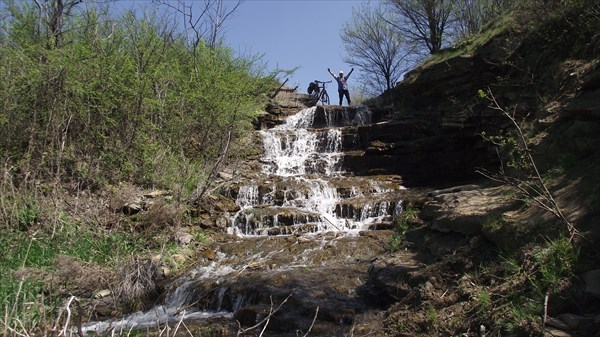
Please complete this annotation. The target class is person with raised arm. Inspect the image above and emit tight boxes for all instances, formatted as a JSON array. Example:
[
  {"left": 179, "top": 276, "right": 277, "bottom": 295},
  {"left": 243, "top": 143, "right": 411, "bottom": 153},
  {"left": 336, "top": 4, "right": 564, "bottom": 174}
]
[{"left": 328, "top": 67, "right": 354, "bottom": 106}]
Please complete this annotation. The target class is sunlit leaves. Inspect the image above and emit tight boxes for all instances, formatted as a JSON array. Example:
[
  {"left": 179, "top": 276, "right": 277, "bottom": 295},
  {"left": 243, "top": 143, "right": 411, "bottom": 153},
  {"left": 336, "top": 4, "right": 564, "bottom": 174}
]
[{"left": 0, "top": 2, "right": 275, "bottom": 196}]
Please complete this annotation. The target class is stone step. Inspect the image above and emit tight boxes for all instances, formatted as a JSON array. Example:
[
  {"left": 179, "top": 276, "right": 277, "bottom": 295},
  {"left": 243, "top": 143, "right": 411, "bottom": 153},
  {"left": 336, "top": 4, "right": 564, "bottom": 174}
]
[
  {"left": 230, "top": 175, "right": 404, "bottom": 208},
  {"left": 231, "top": 197, "right": 401, "bottom": 236},
  {"left": 311, "top": 106, "right": 373, "bottom": 129}
]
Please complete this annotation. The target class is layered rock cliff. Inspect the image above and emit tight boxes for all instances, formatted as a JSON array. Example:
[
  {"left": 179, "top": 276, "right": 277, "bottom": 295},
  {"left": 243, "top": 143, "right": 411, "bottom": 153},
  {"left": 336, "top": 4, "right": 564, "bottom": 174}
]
[{"left": 247, "top": 7, "right": 600, "bottom": 336}]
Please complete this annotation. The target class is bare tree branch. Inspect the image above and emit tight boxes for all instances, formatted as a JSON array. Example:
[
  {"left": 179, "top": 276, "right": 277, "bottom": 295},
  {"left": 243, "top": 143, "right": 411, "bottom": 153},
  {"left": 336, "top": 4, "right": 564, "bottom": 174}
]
[
  {"left": 478, "top": 88, "right": 579, "bottom": 243},
  {"left": 236, "top": 293, "right": 294, "bottom": 336},
  {"left": 341, "top": 3, "right": 415, "bottom": 94},
  {"left": 154, "top": 0, "right": 244, "bottom": 48},
  {"left": 385, "top": 0, "right": 455, "bottom": 54},
  {"left": 302, "top": 306, "right": 319, "bottom": 337}
]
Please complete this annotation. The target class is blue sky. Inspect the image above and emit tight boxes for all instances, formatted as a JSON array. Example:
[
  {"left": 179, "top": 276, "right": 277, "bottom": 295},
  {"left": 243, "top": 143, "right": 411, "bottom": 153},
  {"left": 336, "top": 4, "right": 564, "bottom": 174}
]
[
  {"left": 108, "top": 0, "right": 372, "bottom": 93},
  {"left": 224, "top": 0, "right": 370, "bottom": 93}
]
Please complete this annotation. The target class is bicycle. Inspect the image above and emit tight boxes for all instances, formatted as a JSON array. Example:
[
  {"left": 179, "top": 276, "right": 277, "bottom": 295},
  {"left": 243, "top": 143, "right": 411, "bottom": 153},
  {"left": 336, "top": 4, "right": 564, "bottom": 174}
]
[{"left": 310, "top": 80, "right": 331, "bottom": 105}]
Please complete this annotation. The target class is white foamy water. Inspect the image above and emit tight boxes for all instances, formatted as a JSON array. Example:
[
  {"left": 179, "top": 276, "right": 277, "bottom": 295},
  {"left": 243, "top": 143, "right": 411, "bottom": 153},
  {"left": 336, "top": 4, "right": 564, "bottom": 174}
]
[
  {"left": 260, "top": 107, "right": 343, "bottom": 177},
  {"left": 81, "top": 262, "right": 237, "bottom": 334},
  {"left": 230, "top": 106, "right": 401, "bottom": 236},
  {"left": 82, "top": 105, "right": 406, "bottom": 335}
]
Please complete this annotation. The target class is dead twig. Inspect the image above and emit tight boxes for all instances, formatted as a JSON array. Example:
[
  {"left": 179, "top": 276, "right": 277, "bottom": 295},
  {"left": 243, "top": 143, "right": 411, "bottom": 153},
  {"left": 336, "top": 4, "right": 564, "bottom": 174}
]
[
  {"left": 236, "top": 293, "right": 294, "bottom": 337},
  {"left": 172, "top": 310, "right": 193, "bottom": 337},
  {"left": 302, "top": 306, "right": 319, "bottom": 337},
  {"left": 194, "top": 130, "right": 232, "bottom": 203},
  {"left": 61, "top": 296, "right": 75, "bottom": 336},
  {"left": 543, "top": 290, "right": 550, "bottom": 327},
  {"left": 1, "top": 321, "right": 29, "bottom": 337}
]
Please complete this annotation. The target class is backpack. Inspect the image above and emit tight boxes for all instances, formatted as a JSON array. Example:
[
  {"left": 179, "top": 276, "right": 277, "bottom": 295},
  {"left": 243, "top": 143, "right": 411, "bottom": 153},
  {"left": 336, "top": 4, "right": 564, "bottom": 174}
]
[{"left": 307, "top": 81, "right": 317, "bottom": 94}]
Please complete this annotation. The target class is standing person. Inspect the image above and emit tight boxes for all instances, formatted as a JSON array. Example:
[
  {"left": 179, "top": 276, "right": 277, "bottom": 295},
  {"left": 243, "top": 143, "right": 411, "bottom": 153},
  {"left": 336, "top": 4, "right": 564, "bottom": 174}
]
[{"left": 328, "top": 67, "right": 354, "bottom": 106}]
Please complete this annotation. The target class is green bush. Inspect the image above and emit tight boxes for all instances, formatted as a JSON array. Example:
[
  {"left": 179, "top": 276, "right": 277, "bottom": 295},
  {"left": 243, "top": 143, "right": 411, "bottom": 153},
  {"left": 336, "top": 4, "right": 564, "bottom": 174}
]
[{"left": 0, "top": 3, "right": 278, "bottom": 198}]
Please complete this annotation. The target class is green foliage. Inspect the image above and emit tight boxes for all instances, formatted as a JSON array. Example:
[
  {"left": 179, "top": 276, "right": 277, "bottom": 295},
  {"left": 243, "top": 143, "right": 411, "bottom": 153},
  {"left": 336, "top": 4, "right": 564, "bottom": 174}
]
[
  {"left": 490, "top": 238, "right": 578, "bottom": 335},
  {"left": 499, "top": 253, "right": 522, "bottom": 277},
  {"left": 0, "top": 2, "right": 277, "bottom": 198},
  {"left": 190, "top": 227, "right": 209, "bottom": 243},
  {"left": 425, "top": 303, "right": 438, "bottom": 325},
  {"left": 388, "top": 205, "right": 418, "bottom": 252},
  {"left": 501, "top": 302, "right": 539, "bottom": 336},
  {"left": 0, "top": 3, "right": 277, "bottom": 332},
  {"left": 531, "top": 237, "right": 577, "bottom": 291},
  {"left": 388, "top": 232, "right": 403, "bottom": 253},
  {"left": 0, "top": 224, "right": 147, "bottom": 270},
  {"left": 16, "top": 202, "right": 39, "bottom": 231},
  {"left": 476, "top": 288, "right": 492, "bottom": 310},
  {"left": 0, "top": 219, "right": 153, "bottom": 331},
  {"left": 480, "top": 128, "right": 532, "bottom": 172}
]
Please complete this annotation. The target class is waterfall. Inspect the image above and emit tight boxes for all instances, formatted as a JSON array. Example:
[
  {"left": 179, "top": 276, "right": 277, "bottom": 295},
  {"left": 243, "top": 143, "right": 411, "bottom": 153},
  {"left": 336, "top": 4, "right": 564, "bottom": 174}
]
[
  {"left": 230, "top": 106, "right": 400, "bottom": 236},
  {"left": 82, "top": 105, "right": 408, "bottom": 336},
  {"left": 260, "top": 107, "right": 343, "bottom": 177}
]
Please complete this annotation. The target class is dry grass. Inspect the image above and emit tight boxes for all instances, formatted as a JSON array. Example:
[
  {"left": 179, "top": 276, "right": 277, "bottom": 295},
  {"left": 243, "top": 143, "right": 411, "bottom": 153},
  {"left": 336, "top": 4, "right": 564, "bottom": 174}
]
[{"left": 113, "top": 257, "right": 162, "bottom": 311}]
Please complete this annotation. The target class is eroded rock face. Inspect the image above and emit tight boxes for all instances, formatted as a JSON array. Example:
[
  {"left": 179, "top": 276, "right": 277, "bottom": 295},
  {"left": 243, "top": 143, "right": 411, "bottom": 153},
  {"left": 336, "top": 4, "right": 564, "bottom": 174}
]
[
  {"left": 420, "top": 185, "right": 521, "bottom": 235},
  {"left": 253, "top": 91, "right": 317, "bottom": 129},
  {"left": 546, "top": 64, "right": 600, "bottom": 160}
]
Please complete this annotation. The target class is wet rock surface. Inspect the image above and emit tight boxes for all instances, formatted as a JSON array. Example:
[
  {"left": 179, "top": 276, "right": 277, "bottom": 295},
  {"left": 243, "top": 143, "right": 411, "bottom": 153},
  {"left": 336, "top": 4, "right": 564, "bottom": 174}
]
[
  {"left": 169, "top": 99, "right": 514, "bottom": 336},
  {"left": 84, "top": 32, "right": 600, "bottom": 335},
  {"left": 183, "top": 233, "right": 392, "bottom": 336}
]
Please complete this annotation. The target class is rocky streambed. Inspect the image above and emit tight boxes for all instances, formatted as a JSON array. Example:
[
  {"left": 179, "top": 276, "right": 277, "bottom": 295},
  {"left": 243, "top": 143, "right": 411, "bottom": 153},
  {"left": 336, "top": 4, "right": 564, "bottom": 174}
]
[
  {"left": 83, "top": 102, "right": 431, "bottom": 336},
  {"left": 83, "top": 90, "right": 600, "bottom": 336}
]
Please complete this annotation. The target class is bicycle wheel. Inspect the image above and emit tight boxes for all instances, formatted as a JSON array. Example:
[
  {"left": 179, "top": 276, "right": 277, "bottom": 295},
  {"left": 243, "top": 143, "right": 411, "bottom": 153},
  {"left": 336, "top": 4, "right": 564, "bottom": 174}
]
[
  {"left": 321, "top": 91, "right": 330, "bottom": 105},
  {"left": 311, "top": 93, "right": 319, "bottom": 105}
]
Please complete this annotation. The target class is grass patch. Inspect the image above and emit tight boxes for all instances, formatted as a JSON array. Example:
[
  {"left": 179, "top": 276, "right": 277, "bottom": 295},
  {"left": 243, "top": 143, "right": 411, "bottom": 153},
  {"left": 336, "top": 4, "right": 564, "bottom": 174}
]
[
  {"left": 531, "top": 237, "right": 578, "bottom": 292},
  {"left": 388, "top": 205, "right": 418, "bottom": 252},
  {"left": 476, "top": 288, "right": 492, "bottom": 310},
  {"left": 0, "top": 226, "right": 147, "bottom": 270},
  {"left": 420, "top": 10, "right": 516, "bottom": 70},
  {"left": 0, "top": 215, "right": 159, "bottom": 335},
  {"left": 467, "top": 235, "right": 579, "bottom": 336}
]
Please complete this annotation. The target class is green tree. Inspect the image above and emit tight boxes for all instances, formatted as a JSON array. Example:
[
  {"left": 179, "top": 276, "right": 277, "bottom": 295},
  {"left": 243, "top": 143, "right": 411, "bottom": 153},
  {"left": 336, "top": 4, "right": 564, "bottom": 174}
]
[{"left": 0, "top": 1, "right": 275, "bottom": 196}]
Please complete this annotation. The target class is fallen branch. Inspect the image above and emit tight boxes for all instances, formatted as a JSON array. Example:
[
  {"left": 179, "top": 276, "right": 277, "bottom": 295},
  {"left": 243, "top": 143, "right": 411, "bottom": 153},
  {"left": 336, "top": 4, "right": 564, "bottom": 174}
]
[
  {"left": 302, "top": 306, "right": 319, "bottom": 337},
  {"left": 50, "top": 293, "right": 83, "bottom": 337},
  {"left": 321, "top": 215, "right": 342, "bottom": 231},
  {"left": 236, "top": 293, "right": 293, "bottom": 337},
  {"left": 59, "top": 296, "right": 76, "bottom": 337},
  {"left": 543, "top": 290, "right": 550, "bottom": 327},
  {"left": 271, "top": 78, "right": 289, "bottom": 98}
]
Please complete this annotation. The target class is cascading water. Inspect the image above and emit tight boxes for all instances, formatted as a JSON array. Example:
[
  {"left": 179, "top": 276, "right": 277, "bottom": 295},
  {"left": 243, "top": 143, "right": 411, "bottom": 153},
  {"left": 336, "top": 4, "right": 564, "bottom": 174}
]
[
  {"left": 259, "top": 107, "right": 343, "bottom": 177},
  {"left": 229, "top": 106, "right": 403, "bottom": 236},
  {"left": 82, "top": 105, "right": 407, "bottom": 336}
]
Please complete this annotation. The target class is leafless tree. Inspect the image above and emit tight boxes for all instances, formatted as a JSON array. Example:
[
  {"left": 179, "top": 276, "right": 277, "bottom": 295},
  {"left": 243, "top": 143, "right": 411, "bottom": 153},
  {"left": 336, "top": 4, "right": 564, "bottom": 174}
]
[
  {"left": 155, "top": 0, "right": 244, "bottom": 49},
  {"left": 476, "top": 89, "right": 579, "bottom": 244},
  {"left": 341, "top": 3, "right": 416, "bottom": 94},
  {"left": 452, "top": 0, "right": 515, "bottom": 39},
  {"left": 385, "top": 0, "right": 455, "bottom": 54}
]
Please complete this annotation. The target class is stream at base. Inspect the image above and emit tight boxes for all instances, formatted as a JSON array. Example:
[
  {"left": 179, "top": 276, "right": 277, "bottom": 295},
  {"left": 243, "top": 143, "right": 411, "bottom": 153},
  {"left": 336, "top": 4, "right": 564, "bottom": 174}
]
[{"left": 82, "top": 106, "right": 409, "bottom": 336}]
